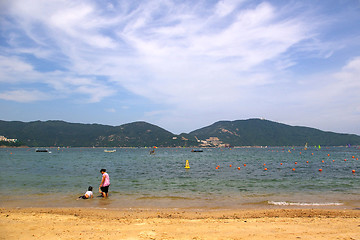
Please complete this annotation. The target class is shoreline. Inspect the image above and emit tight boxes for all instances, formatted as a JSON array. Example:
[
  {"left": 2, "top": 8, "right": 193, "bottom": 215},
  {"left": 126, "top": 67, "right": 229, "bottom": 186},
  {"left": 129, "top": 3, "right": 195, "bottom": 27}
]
[
  {"left": 1, "top": 192, "right": 359, "bottom": 211},
  {"left": 1, "top": 207, "right": 359, "bottom": 239},
  {"left": 2, "top": 206, "right": 360, "bottom": 218}
]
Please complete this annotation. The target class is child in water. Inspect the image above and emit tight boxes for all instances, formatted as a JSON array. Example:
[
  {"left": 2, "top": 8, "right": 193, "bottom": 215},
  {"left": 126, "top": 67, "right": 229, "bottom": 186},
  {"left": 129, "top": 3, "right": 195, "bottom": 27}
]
[
  {"left": 79, "top": 186, "right": 93, "bottom": 199},
  {"left": 99, "top": 169, "right": 110, "bottom": 198}
]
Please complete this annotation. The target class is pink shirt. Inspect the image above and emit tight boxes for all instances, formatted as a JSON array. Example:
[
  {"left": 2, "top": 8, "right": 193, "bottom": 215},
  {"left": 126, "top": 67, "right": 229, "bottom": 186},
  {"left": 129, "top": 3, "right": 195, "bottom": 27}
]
[{"left": 102, "top": 172, "right": 110, "bottom": 187}]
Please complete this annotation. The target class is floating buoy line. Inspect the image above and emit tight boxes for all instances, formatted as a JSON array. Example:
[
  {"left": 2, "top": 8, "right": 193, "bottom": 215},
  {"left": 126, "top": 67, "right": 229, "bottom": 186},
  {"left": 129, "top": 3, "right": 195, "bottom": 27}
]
[{"left": 210, "top": 150, "right": 358, "bottom": 174}]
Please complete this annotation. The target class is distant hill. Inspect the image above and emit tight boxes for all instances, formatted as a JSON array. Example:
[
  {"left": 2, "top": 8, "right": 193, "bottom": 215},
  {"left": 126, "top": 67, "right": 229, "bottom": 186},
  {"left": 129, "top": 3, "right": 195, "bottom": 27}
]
[
  {"left": 188, "top": 118, "right": 360, "bottom": 146},
  {"left": 0, "top": 119, "right": 359, "bottom": 147},
  {"left": 0, "top": 120, "right": 195, "bottom": 147}
]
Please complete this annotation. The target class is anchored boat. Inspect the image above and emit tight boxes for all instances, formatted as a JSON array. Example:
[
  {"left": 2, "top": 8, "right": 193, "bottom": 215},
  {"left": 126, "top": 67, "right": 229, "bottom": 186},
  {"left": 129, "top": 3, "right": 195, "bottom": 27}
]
[{"left": 104, "top": 149, "right": 116, "bottom": 153}]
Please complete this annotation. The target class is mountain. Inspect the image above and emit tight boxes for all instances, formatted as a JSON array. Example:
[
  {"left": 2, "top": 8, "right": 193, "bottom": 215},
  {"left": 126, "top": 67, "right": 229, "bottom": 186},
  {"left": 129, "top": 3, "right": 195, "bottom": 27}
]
[
  {"left": 0, "top": 120, "right": 195, "bottom": 147},
  {"left": 0, "top": 119, "right": 359, "bottom": 147},
  {"left": 188, "top": 118, "right": 360, "bottom": 146}
]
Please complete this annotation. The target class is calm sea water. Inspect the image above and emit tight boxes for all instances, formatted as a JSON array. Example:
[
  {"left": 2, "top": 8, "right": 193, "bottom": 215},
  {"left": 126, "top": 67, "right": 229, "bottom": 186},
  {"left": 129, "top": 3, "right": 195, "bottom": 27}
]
[{"left": 0, "top": 147, "right": 359, "bottom": 209}]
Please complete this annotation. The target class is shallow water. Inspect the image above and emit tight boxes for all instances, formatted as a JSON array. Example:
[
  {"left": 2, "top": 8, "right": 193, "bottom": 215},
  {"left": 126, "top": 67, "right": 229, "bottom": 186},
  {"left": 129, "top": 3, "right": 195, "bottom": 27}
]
[{"left": 0, "top": 147, "right": 359, "bottom": 209}]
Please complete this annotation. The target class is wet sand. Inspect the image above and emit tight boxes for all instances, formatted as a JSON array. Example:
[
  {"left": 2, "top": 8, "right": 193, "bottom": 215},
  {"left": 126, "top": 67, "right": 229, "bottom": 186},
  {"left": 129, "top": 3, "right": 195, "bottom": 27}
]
[{"left": 1, "top": 208, "right": 359, "bottom": 239}]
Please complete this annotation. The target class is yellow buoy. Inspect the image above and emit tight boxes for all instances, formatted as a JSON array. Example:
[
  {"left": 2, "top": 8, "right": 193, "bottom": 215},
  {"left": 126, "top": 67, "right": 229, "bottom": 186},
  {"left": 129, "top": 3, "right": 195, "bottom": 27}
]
[{"left": 185, "top": 160, "right": 190, "bottom": 169}]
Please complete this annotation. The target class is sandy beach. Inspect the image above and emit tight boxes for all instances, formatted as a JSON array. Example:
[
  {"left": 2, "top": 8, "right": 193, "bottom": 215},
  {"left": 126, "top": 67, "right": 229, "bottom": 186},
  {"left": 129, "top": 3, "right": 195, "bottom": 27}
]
[{"left": 1, "top": 208, "right": 359, "bottom": 240}]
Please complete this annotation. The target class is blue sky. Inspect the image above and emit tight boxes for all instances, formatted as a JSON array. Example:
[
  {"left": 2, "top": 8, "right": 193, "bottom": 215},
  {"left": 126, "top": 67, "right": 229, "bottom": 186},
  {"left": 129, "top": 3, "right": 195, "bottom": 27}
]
[{"left": 1, "top": 0, "right": 360, "bottom": 135}]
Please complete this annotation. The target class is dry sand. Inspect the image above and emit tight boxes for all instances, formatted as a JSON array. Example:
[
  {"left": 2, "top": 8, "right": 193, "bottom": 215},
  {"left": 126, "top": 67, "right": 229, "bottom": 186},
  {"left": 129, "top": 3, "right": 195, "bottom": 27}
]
[{"left": 1, "top": 208, "right": 359, "bottom": 240}]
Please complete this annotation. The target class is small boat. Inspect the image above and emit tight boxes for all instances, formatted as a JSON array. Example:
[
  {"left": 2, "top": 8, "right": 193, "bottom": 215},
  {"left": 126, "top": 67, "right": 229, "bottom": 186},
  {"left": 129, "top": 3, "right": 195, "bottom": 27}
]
[
  {"left": 191, "top": 149, "right": 203, "bottom": 152},
  {"left": 36, "top": 149, "right": 49, "bottom": 152},
  {"left": 104, "top": 149, "right": 116, "bottom": 153}
]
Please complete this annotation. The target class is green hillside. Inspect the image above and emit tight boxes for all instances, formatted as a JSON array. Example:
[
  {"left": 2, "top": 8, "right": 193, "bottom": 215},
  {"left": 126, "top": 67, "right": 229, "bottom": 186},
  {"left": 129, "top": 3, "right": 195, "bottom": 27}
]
[
  {"left": 0, "top": 120, "right": 195, "bottom": 147},
  {"left": 1, "top": 119, "right": 359, "bottom": 147},
  {"left": 189, "top": 118, "right": 360, "bottom": 146}
]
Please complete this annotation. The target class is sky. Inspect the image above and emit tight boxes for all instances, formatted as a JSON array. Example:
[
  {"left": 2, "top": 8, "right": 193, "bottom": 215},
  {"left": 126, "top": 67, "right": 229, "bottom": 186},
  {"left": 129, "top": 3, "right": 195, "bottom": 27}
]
[{"left": 1, "top": 0, "right": 360, "bottom": 135}]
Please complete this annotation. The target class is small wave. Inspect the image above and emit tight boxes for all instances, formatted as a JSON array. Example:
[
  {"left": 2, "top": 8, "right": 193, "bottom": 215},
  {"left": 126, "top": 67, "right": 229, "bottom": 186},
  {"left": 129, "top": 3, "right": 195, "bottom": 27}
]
[{"left": 268, "top": 201, "right": 343, "bottom": 206}]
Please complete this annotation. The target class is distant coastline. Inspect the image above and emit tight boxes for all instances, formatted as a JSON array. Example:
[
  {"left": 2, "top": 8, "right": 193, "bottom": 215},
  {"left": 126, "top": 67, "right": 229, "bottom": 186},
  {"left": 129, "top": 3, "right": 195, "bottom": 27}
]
[
  {"left": 1, "top": 118, "right": 360, "bottom": 147},
  {"left": 0, "top": 145, "right": 28, "bottom": 148}
]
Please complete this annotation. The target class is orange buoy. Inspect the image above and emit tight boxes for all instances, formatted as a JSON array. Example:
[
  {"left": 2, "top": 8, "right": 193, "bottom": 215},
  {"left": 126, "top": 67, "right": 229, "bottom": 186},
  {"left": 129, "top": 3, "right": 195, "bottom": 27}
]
[
  {"left": 216, "top": 166, "right": 219, "bottom": 169},
  {"left": 292, "top": 168, "right": 295, "bottom": 171},
  {"left": 280, "top": 163, "right": 283, "bottom": 165},
  {"left": 319, "top": 169, "right": 322, "bottom": 172},
  {"left": 295, "top": 162, "right": 297, "bottom": 164},
  {"left": 328, "top": 154, "right": 330, "bottom": 157},
  {"left": 244, "top": 164, "right": 246, "bottom": 167},
  {"left": 299, "top": 152, "right": 302, "bottom": 155},
  {"left": 322, "top": 160, "right": 324, "bottom": 163},
  {"left": 263, "top": 163, "right": 266, "bottom": 166},
  {"left": 352, "top": 156, "right": 355, "bottom": 158},
  {"left": 352, "top": 170, "right": 356, "bottom": 173},
  {"left": 332, "top": 160, "right": 335, "bottom": 162},
  {"left": 237, "top": 167, "right": 241, "bottom": 170},
  {"left": 306, "top": 161, "right": 309, "bottom": 163},
  {"left": 264, "top": 168, "right": 268, "bottom": 171},
  {"left": 312, "top": 153, "right": 314, "bottom": 155},
  {"left": 229, "top": 165, "right": 232, "bottom": 167}
]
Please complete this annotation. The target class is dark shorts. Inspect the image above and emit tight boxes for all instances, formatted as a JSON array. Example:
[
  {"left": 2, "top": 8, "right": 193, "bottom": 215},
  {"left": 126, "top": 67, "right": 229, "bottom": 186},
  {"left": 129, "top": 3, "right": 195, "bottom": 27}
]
[{"left": 100, "top": 185, "right": 109, "bottom": 193}]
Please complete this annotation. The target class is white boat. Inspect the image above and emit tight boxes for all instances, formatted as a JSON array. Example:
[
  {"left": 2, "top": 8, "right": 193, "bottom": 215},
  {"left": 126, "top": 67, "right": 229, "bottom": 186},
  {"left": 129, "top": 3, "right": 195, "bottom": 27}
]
[{"left": 104, "top": 149, "right": 116, "bottom": 153}]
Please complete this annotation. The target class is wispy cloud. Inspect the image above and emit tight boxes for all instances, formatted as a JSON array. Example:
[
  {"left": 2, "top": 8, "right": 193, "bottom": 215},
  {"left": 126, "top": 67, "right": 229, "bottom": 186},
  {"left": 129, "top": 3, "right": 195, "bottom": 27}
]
[
  {"left": 0, "top": 89, "right": 50, "bottom": 102},
  {"left": 1, "top": 0, "right": 359, "bottom": 134},
  {"left": 1, "top": 0, "right": 318, "bottom": 103},
  {"left": 0, "top": 55, "right": 116, "bottom": 103}
]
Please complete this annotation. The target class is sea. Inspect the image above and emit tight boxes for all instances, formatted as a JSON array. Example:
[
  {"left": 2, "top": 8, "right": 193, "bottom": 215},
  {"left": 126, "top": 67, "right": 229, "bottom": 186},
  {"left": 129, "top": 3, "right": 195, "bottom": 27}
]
[{"left": 0, "top": 146, "right": 359, "bottom": 210}]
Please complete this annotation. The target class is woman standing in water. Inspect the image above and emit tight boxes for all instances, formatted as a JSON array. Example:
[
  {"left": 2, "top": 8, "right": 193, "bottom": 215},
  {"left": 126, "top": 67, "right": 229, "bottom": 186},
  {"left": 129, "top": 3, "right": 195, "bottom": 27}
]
[{"left": 99, "top": 169, "right": 110, "bottom": 198}]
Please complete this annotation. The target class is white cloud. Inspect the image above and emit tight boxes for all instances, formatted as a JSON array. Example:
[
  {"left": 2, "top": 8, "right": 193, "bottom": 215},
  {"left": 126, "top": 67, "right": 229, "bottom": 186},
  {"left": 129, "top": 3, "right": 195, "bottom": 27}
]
[
  {"left": 0, "top": 56, "right": 116, "bottom": 103},
  {"left": 0, "top": 1, "right": 327, "bottom": 101},
  {"left": 2, "top": 1, "right": 317, "bottom": 96},
  {"left": 0, "top": 55, "right": 45, "bottom": 84},
  {"left": 0, "top": 89, "right": 50, "bottom": 102},
  {"left": 301, "top": 57, "right": 360, "bottom": 103},
  {"left": 106, "top": 1, "right": 315, "bottom": 110},
  {"left": 1, "top": 0, "right": 359, "bottom": 134},
  {"left": 0, "top": 55, "right": 34, "bottom": 79},
  {"left": 215, "top": 0, "right": 245, "bottom": 17},
  {"left": 271, "top": 56, "right": 360, "bottom": 134}
]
